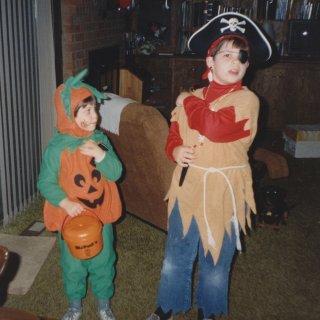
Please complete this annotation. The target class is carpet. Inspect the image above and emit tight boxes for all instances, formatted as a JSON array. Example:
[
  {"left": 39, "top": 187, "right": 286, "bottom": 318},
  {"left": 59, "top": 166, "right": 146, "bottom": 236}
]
[{"left": 0, "top": 233, "right": 56, "bottom": 295}]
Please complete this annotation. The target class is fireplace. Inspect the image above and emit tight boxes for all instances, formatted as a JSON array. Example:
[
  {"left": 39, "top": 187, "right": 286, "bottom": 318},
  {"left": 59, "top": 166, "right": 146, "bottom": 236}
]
[{"left": 87, "top": 45, "right": 120, "bottom": 93}]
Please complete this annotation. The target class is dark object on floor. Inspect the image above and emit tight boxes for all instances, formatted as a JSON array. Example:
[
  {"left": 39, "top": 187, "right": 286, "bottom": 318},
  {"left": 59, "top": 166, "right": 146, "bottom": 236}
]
[
  {"left": 0, "top": 247, "right": 41, "bottom": 319},
  {"left": 0, "top": 246, "right": 9, "bottom": 275},
  {"left": 198, "top": 309, "right": 216, "bottom": 320},
  {"left": 256, "top": 185, "right": 288, "bottom": 228},
  {"left": 251, "top": 159, "right": 267, "bottom": 186},
  {"left": 151, "top": 306, "right": 173, "bottom": 320},
  {"left": 0, "top": 307, "right": 41, "bottom": 320}
]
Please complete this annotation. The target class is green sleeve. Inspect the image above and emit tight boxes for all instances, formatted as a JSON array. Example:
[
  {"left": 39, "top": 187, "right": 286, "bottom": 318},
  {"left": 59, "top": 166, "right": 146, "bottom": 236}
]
[
  {"left": 94, "top": 133, "right": 123, "bottom": 181},
  {"left": 37, "top": 145, "right": 67, "bottom": 207}
]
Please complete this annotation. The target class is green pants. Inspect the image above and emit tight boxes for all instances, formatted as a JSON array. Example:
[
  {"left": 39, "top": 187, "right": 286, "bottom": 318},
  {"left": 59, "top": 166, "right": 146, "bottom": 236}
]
[{"left": 58, "top": 224, "right": 115, "bottom": 301}]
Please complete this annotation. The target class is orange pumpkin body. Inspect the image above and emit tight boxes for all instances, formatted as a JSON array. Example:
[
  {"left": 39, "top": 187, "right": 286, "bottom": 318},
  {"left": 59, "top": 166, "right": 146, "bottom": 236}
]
[{"left": 44, "top": 148, "right": 121, "bottom": 231}]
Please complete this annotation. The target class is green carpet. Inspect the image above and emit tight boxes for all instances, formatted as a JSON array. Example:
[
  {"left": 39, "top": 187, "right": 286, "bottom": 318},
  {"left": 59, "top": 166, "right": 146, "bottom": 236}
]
[{"left": 1, "top": 157, "right": 319, "bottom": 320}]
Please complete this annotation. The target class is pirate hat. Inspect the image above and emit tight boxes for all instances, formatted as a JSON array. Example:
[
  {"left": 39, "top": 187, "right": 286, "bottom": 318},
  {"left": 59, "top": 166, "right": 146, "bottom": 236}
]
[{"left": 188, "top": 12, "right": 272, "bottom": 64}]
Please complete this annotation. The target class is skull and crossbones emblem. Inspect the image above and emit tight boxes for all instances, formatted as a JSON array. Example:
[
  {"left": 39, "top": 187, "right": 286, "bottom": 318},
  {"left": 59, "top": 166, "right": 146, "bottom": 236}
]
[{"left": 220, "top": 17, "right": 246, "bottom": 33}]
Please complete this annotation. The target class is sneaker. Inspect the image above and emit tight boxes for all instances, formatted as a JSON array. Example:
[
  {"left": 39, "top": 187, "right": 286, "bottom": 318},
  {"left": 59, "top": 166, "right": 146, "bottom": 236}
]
[
  {"left": 198, "top": 309, "right": 215, "bottom": 320},
  {"left": 61, "top": 307, "right": 82, "bottom": 320},
  {"left": 98, "top": 303, "right": 116, "bottom": 320}
]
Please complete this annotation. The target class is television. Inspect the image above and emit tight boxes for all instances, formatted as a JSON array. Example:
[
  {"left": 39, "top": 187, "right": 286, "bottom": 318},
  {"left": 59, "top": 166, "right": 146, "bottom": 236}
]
[{"left": 287, "top": 20, "right": 320, "bottom": 57}]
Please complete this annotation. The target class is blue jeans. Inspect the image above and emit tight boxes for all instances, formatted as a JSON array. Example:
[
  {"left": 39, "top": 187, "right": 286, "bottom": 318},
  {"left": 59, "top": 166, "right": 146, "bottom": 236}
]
[{"left": 157, "top": 202, "right": 236, "bottom": 317}]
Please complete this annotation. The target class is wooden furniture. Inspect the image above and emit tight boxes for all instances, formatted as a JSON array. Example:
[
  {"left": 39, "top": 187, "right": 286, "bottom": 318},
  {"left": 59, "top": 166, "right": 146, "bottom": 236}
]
[
  {"left": 0, "top": 246, "right": 9, "bottom": 275},
  {"left": 0, "top": 246, "right": 41, "bottom": 320},
  {"left": 133, "top": 0, "right": 309, "bottom": 55},
  {"left": 119, "top": 68, "right": 144, "bottom": 102},
  {"left": 87, "top": 45, "right": 120, "bottom": 92},
  {"left": 131, "top": 1, "right": 320, "bottom": 129},
  {"left": 133, "top": 54, "right": 320, "bottom": 130},
  {"left": 89, "top": 44, "right": 175, "bottom": 230},
  {"left": 0, "top": 308, "right": 41, "bottom": 320},
  {"left": 106, "top": 103, "right": 175, "bottom": 231},
  {"left": 249, "top": 57, "right": 320, "bottom": 129}
]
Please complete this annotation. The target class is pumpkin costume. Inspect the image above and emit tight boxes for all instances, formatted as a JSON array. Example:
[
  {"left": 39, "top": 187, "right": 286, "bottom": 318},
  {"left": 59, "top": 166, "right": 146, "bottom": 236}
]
[{"left": 37, "top": 70, "right": 122, "bottom": 306}]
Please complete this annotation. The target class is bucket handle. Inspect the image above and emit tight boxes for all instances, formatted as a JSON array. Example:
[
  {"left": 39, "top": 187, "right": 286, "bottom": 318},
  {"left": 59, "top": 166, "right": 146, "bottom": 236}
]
[{"left": 61, "top": 209, "right": 102, "bottom": 239}]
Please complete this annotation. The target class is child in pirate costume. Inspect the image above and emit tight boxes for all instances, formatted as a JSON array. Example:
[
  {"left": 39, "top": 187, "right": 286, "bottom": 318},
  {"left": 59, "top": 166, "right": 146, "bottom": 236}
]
[
  {"left": 38, "top": 70, "right": 122, "bottom": 320},
  {"left": 147, "top": 13, "right": 272, "bottom": 320}
]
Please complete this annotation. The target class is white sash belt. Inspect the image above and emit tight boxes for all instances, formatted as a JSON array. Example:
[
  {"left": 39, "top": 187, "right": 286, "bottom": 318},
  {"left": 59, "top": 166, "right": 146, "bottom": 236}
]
[{"left": 189, "top": 163, "right": 247, "bottom": 252}]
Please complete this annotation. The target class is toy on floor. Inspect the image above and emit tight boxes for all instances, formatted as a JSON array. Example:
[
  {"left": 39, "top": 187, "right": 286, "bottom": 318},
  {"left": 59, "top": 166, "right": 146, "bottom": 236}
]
[{"left": 256, "top": 185, "right": 288, "bottom": 229}]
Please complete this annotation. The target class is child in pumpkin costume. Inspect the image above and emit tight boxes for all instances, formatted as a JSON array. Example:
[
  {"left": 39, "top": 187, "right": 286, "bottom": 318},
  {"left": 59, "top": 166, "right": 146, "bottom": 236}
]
[
  {"left": 147, "top": 13, "right": 272, "bottom": 320},
  {"left": 38, "top": 70, "right": 122, "bottom": 320}
]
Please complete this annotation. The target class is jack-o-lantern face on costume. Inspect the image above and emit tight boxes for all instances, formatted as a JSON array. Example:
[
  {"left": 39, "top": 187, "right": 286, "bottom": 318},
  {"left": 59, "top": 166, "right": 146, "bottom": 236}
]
[{"left": 73, "top": 159, "right": 105, "bottom": 209}]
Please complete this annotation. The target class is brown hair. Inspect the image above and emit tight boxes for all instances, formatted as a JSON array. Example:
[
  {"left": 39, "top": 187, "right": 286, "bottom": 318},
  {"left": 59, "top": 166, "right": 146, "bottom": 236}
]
[
  {"left": 210, "top": 36, "right": 249, "bottom": 59},
  {"left": 74, "top": 95, "right": 96, "bottom": 117}
]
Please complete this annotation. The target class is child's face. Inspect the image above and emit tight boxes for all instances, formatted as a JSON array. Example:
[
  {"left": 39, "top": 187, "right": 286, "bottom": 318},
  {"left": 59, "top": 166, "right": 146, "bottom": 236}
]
[
  {"left": 209, "top": 40, "right": 249, "bottom": 85},
  {"left": 75, "top": 103, "right": 98, "bottom": 131}
]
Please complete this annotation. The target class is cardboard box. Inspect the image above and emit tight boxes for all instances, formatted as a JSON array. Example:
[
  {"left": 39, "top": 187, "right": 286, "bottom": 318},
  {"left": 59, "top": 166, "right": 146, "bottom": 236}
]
[{"left": 283, "top": 125, "right": 320, "bottom": 158}]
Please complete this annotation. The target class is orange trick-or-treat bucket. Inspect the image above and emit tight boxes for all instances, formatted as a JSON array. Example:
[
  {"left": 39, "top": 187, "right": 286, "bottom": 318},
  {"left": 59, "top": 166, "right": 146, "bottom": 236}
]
[{"left": 62, "top": 213, "right": 103, "bottom": 260}]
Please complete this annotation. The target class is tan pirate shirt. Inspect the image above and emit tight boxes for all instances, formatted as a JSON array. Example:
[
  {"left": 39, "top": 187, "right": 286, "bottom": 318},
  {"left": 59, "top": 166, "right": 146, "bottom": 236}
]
[{"left": 166, "top": 87, "right": 259, "bottom": 264}]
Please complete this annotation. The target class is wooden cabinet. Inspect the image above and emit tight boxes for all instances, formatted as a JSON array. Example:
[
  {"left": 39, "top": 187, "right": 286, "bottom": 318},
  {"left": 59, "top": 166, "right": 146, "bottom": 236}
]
[
  {"left": 134, "top": 55, "right": 206, "bottom": 107},
  {"left": 134, "top": 55, "right": 320, "bottom": 130},
  {"left": 250, "top": 58, "right": 320, "bottom": 129},
  {"left": 132, "top": 2, "right": 320, "bottom": 129}
]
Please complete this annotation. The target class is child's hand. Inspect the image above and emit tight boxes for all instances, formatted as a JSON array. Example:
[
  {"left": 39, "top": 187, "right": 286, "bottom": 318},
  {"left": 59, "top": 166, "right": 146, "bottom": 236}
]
[
  {"left": 79, "top": 140, "right": 106, "bottom": 162},
  {"left": 59, "top": 198, "right": 85, "bottom": 217},
  {"left": 173, "top": 145, "right": 195, "bottom": 167},
  {"left": 176, "top": 91, "right": 192, "bottom": 107}
]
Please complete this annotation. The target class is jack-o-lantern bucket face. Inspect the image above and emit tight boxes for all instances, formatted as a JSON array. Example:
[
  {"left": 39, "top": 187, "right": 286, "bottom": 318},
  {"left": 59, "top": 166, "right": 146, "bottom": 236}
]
[
  {"left": 74, "top": 166, "right": 105, "bottom": 209},
  {"left": 59, "top": 149, "right": 107, "bottom": 211}
]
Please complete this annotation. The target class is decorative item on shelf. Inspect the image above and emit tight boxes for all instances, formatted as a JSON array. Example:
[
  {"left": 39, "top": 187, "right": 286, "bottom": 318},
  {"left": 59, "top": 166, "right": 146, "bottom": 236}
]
[
  {"left": 137, "top": 41, "right": 157, "bottom": 55},
  {"left": 297, "top": 0, "right": 320, "bottom": 19},
  {"left": 119, "top": 0, "right": 136, "bottom": 10},
  {"left": 97, "top": 0, "right": 136, "bottom": 16},
  {"left": 262, "top": 0, "right": 275, "bottom": 39},
  {"left": 275, "top": 0, "right": 289, "bottom": 20}
]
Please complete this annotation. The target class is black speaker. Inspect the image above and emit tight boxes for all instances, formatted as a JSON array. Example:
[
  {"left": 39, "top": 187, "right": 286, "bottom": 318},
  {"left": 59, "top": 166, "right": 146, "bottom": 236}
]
[{"left": 287, "top": 20, "right": 320, "bottom": 57}]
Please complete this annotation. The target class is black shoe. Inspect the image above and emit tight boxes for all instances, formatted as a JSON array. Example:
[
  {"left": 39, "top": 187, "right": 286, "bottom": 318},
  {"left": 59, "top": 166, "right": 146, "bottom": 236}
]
[
  {"left": 198, "top": 309, "right": 215, "bottom": 320},
  {"left": 146, "top": 307, "right": 173, "bottom": 320}
]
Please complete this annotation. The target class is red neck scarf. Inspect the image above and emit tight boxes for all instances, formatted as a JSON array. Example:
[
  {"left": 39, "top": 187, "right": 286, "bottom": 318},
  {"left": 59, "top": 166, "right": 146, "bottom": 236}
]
[{"left": 203, "top": 80, "right": 242, "bottom": 103}]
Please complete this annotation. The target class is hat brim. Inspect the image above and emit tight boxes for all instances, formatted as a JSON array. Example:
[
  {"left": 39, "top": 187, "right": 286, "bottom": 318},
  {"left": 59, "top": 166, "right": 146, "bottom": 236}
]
[{"left": 188, "top": 12, "right": 272, "bottom": 64}]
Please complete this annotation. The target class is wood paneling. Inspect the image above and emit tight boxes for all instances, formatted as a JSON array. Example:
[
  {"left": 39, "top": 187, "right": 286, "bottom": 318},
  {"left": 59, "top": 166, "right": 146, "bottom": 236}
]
[
  {"left": 134, "top": 55, "right": 320, "bottom": 130},
  {"left": 250, "top": 59, "right": 320, "bottom": 129}
]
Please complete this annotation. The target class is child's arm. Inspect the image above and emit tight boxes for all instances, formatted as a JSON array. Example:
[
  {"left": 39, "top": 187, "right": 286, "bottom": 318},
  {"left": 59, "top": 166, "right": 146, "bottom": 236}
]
[
  {"left": 165, "top": 93, "right": 190, "bottom": 161},
  {"left": 165, "top": 112, "right": 195, "bottom": 166},
  {"left": 165, "top": 121, "right": 183, "bottom": 161},
  {"left": 37, "top": 147, "right": 69, "bottom": 207},
  {"left": 79, "top": 136, "right": 122, "bottom": 181},
  {"left": 181, "top": 94, "right": 256, "bottom": 142}
]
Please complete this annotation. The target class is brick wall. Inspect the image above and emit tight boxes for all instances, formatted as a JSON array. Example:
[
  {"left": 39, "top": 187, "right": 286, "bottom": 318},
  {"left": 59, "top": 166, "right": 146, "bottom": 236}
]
[{"left": 61, "top": 0, "right": 126, "bottom": 79}]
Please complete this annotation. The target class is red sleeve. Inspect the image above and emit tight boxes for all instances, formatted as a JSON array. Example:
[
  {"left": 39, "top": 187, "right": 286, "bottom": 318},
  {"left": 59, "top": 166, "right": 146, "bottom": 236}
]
[
  {"left": 165, "top": 121, "right": 182, "bottom": 161},
  {"left": 183, "top": 96, "right": 250, "bottom": 142}
]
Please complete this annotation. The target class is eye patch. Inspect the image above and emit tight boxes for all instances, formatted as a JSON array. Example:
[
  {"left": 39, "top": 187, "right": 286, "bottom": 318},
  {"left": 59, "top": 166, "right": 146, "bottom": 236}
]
[{"left": 239, "top": 50, "right": 249, "bottom": 64}]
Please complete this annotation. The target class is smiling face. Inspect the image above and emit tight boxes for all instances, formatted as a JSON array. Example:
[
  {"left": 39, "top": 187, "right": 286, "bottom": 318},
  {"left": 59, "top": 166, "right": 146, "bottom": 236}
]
[
  {"left": 207, "top": 39, "right": 250, "bottom": 85},
  {"left": 75, "top": 102, "right": 98, "bottom": 132}
]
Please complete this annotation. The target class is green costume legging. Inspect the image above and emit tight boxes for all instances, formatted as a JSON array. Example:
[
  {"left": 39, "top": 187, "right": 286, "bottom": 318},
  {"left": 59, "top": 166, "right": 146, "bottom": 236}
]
[{"left": 58, "top": 224, "right": 115, "bottom": 301}]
